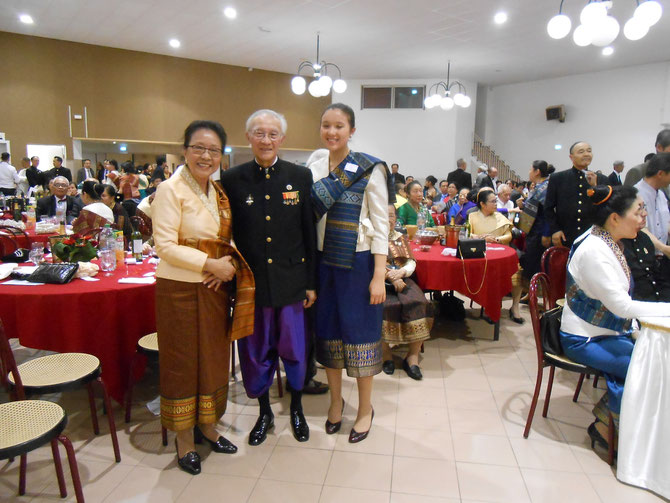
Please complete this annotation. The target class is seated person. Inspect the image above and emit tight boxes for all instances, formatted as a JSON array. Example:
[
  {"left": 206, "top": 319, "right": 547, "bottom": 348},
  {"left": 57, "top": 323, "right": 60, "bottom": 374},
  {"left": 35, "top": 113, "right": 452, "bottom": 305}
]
[
  {"left": 382, "top": 205, "right": 434, "bottom": 380},
  {"left": 469, "top": 189, "right": 524, "bottom": 323},
  {"left": 622, "top": 203, "right": 670, "bottom": 301},
  {"left": 101, "top": 184, "right": 132, "bottom": 238},
  {"left": 559, "top": 185, "right": 670, "bottom": 453},
  {"left": 432, "top": 182, "right": 458, "bottom": 213},
  {"left": 72, "top": 180, "right": 114, "bottom": 234},
  {"left": 35, "top": 176, "right": 76, "bottom": 224},
  {"left": 496, "top": 184, "right": 521, "bottom": 216},
  {"left": 397, "top": 181, "right": 435, "bottom": 227},
  {"left": 449, "top": 188, "right": 478, "bottom": 225},
  {"left": 393, "top": 182, "right": 407, "bottom": 209},
  {"left": 119, "top": 162, "right": 141, "bottom": 201}
]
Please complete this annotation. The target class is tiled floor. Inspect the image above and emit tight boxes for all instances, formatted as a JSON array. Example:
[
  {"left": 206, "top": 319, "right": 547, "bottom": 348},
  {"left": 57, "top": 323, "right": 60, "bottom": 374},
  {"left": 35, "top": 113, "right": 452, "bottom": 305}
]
[{"left": 2, "top": 298, "right": 668, "bottom": 502}]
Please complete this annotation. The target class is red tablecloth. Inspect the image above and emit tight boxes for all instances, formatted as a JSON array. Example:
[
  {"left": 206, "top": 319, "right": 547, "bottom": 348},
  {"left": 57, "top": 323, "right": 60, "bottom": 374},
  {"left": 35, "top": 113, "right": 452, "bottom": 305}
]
[
  {"left": 0, "top": 259, "right": 156, "bottom": 403},
  {"left": 413, "top": 244, "right": 519, "bottom": 322},
  {"left": 0, "top": 227, "right": 59, "bottom": 249}
]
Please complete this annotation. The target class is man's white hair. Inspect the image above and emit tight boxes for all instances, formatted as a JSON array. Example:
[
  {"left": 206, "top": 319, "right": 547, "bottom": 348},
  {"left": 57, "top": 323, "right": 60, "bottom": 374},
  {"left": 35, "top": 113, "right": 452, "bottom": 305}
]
[{"left": 246, "top": 109, "right": 287, "bottom": 135}]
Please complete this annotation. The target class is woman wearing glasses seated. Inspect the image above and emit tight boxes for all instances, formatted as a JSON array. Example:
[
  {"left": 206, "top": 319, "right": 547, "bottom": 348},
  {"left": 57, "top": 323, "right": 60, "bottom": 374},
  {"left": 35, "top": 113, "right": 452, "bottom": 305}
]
[
  {"left": 559, "top": 185, "right": 670, "bottom": 453},
  {"left": 153, "top": 120, "right": 255, "bottom": 475}
]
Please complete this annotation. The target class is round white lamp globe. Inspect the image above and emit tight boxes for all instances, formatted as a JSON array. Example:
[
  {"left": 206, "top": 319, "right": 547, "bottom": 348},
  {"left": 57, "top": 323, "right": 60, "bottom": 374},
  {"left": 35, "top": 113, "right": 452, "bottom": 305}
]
[
  {"left": 590, "top": 16, "right": 620, "bottom": 46},
  {"left": 453, "top": 93, "right": 466, "bottom": 107},
  {"left": 308, "top": 80, "right": 321, "bottom": 97},
  {"left": 623, "top": 17, "right": 650, "bottom": 40},
  {"left": 580, "top": 1, "right": 608, "bottom": 26},
  {"left": 440, "top": 96, "right": 455, "bottom": 110},
  {"left": 634, "top": 0, "right": 663, "bottom": 26},
  {"left": 573, "top": 24, "right": 592, "bottom": 46},
  {"left": 547, "top": 14, "right": 572, "bottom": 39},
  {"left": 318, "top": 75, "right": 333, "bottom": 90},
  {"left": 291, "top": 76, "right": 306, "bottom": 95},
  {"left": 332, "top": 79, "right": 347, "bottom": 93},
  {"left": 461, "top": 95, "right": 472, "bottom": 108}
]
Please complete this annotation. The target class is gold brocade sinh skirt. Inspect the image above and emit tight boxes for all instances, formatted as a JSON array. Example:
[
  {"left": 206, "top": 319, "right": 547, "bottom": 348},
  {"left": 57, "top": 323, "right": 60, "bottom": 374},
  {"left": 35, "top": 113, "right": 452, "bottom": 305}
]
[{"left": 156, "top": 278, "right": 231, "bottom": 431}]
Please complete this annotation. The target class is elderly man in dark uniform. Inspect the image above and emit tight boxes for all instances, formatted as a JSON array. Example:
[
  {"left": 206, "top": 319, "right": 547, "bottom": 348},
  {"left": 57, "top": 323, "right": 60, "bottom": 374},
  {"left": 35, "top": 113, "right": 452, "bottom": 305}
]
[
  {"left": 545, "top": 141, "right": 597, "bottom": 248},
  {"left": 220, "top": 109, "right": 317, "bottom": 446}
]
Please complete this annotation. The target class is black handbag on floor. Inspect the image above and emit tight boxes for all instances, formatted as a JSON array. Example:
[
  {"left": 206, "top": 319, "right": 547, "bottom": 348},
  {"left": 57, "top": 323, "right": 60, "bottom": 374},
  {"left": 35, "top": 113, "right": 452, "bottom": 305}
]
[
  {"left": 540, "top": 305, "right": 563, "bottom": 355},
  {"left": 457, "top": 238, "right": 486, "bottom": 259}
]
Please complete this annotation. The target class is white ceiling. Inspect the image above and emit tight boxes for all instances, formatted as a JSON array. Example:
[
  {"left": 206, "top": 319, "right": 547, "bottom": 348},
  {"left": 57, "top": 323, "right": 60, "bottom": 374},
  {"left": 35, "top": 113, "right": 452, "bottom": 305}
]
[{"left": 1, "top": 0, "right": 669, "bottom": 86}]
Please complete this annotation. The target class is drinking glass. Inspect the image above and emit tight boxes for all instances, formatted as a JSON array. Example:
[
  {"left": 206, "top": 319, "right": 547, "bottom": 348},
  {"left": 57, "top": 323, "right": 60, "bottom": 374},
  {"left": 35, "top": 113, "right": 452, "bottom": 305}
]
[
  {"left": 29, "top": 242, "right": 44, "bottom": 264},
  {"left": 99, "top": 249, "right": 117, "bottom": 276}
]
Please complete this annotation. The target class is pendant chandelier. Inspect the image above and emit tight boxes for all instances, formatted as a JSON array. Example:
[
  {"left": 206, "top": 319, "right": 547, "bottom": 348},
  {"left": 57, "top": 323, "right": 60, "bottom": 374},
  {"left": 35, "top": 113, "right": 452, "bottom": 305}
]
[
  {"left": 547, "top": 0, "right": 663, "bottom": 47},
  {"left": 424, "top": 61, "right": 471, "bottom": 110},
  {"left": 290, "top": 33, "right": 347, "bottom": 97}
]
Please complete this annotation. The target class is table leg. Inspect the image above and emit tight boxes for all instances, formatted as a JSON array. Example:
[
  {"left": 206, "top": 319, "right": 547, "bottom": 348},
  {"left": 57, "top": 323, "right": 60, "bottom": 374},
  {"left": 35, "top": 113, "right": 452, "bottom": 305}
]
[{"left": 493, "top": 321, "right": 500, "bottom": 341}]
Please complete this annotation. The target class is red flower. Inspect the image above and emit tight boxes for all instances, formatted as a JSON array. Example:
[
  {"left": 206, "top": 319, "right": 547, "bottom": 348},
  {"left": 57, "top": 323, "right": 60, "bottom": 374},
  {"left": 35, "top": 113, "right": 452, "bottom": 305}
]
[{"left": 63, "top": 238, "right": 76, "bottom": 246}]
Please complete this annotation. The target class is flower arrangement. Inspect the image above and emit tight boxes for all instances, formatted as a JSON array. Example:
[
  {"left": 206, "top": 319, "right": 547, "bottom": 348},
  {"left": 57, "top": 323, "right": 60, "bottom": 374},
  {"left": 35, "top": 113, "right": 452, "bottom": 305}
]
[{"left": 52, "top": 234, "right": 98, "bottom": 263}]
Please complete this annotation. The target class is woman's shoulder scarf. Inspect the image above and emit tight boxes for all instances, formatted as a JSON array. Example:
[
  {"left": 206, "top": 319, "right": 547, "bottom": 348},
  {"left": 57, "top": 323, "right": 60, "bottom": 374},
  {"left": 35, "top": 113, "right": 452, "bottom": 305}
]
[
  {"left": 518, "top": 178, "right": 548, "bottom": 234},
  {"left": 311, "top": 151, "right": 392, "bottom": 269},
  {"left": 566, "top": 226, "right": 633, "bottom": 334}
]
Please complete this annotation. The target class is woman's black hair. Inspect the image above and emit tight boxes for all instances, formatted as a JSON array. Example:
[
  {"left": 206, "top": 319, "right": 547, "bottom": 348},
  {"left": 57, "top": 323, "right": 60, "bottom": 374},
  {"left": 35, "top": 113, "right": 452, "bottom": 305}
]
[
  {"left": 425, "top": 175, "right": 437, "bottom": 186},
  {"left": 476, "top": 188, "right": 496, "bottom": 209},
  {"left": 532, "top": 160, "right": 550, "bottom": 178},
  {"left": 109, "top": 159, "right": 118, "bottom": 170},
  {"left": 322, "top": 103, "right": 355, "bottom": 128},
  {"left": 405, "top": 180, "right": 422, "bottom": 194},
  {"left": 589, "top": 185, "right": 638, "bottom": 227},
  {"left": 121, "top": 161, "right": 136, "bottom": 174},
  {"left": 82, "top": 180, "right": 104, "bottom": 201},
  {"left": 103, "top": 184, "right": 117, "bottom": 198},
  {"left": 183, "top": 120, "right": 227, "bottom": 150}
]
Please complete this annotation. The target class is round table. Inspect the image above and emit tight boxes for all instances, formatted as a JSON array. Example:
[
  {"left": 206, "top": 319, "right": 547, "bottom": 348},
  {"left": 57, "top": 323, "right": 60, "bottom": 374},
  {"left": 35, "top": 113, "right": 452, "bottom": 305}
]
[
  {"left": 412, "top": 243, "right": 519, "bottom": 330},
  {"left": 0, "top": 259, "right": 156, "bottom": 403},
  {"left": 0, "top": 227, "right": 59, "bottom": 249},
  {"left": 617, "top": 316, "right": 670, "bottom": 499}
]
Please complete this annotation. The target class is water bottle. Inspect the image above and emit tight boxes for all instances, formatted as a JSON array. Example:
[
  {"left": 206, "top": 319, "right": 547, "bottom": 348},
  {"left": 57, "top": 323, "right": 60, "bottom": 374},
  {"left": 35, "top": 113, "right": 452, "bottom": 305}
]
[
  {"left": 416, "top": 205, "right": 426, "bottom": 230},
  {"left": 99, "top": 224, "right": 116, "bottom": 252}
]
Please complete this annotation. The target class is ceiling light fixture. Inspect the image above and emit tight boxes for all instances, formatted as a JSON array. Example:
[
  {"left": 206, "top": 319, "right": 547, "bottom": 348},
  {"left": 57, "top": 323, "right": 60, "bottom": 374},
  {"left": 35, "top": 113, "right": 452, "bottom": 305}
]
[
  {"left": 547, "top": 0, "right": 662, "bottom": 46},
  {"left": 291, "top": 33, "right": 346, "bottom": 97},
  {"left": 19, "top": 14, "right": 34, "bottom": 24},
  {"left": 602, "top": 45, "right": 614, "bottom": 55},
  {"left": 169, "top": 38, "right": 181, "bottom": 48},
  {"left": 223, "top": 7, "right": 237, "bottom": 19},
  {"left": 424, "top": 61, "right": 471, "bottom": 111},
  {"left": 494, "top": 12, "right": 508, "bottom": 24}
]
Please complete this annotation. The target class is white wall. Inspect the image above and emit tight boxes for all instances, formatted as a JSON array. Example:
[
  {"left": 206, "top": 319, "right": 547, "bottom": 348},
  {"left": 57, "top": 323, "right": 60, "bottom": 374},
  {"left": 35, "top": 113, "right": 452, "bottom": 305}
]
[
  {"left": 483, "top": 62, "right": 670, "bottom": 180},
  {"left": 334, "top": 78, "right": 478, "bottom": 183}
]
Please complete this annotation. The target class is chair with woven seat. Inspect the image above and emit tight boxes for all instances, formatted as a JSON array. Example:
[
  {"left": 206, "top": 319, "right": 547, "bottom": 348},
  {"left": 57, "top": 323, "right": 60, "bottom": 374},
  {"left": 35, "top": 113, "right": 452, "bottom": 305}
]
[
  {"left": 0, "top": 400, "right": 84, "bottom": 502},
  {"left": 0, "top": 320, "right": 121, "bottom": 463},
  {"left": 124, "top": 332, "right": 168, "bottom": 446}
]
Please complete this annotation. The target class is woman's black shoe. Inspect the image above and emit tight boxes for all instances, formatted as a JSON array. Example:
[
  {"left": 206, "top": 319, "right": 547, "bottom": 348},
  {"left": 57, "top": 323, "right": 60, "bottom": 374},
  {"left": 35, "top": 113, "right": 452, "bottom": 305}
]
[
  {"left": 175, "top": 438, "right": 201, "bottom": 475},
  {"left": 325, "top": 399, "right": 345, "bottom": 435},
  {"left": 349, "top": 408, "right": 374, "bottom": 443},
  {"left": 194, "top": 425, "right": 238, "bottom": 454},
  {"left": 402, "top": 359, "right": 423, "bottom": 380},
  {"left": 509, "top": 308, "right": 524, "bottom": 325},
  {"left": 382, "top": 360, "right": 395, "bottom": 375},
  {"left": 587, "top": 421, "right": 609, "bottom": 450}
]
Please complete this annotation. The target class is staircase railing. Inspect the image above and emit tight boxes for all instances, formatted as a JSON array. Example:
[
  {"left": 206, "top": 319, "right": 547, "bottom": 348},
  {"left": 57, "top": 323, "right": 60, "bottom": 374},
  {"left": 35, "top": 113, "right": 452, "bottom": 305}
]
[{"left": 472, "top": 134, "right": 521, "bottom": 182}]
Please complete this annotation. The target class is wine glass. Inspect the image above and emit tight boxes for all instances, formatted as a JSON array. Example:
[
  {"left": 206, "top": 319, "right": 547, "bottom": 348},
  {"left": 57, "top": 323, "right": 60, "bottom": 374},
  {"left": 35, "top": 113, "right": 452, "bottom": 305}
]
[
  {"left": 99, "top": 249, "right": 117, "bottom": 276},
  {"left": 29, "top": 242, "right": 44, "bottom": 265}
]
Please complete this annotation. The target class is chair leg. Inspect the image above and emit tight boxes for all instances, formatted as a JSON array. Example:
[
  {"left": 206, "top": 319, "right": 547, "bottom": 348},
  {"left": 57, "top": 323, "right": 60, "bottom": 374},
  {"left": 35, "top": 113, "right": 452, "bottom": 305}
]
[
  {"left": 50, "top": 438, "right": 67, "bottom": 498},
  {"left": 276, "top": 366, "right": 283, "bottom": 398},
  {"left": 524, "top": 361, "right": 544, "bottom": 438},
  {"left": 420, "top": 343, "right": 424, "bottom": 353},
  {"left": 607, "top": 411, "right": 616, "bottom": 466},
  {"left": 161, "top": 426, "right": 168, "bottom": 446},
  {"left": 542, "top": 365, "right": 556, "bottom": 418},
  {"left": 125, "top": 352, "right": 140, "bottom": 423},
  {"left": 231, "top": 340, "right": 236, "bottom": 379},
  {"left": 573, "top": 373, "right": 586, "bottom": 403},
  {"left": 97, "top": 377, "right": 121, "bottom": 463},
  {"left": 18, "top": 454, "right": 27, "bottom": 495},
  {"left": 86, "top": 381, "right": 100, "bottom": 435},
  {"left": 58, "top": 435, "right": 85, "bottom": 503},
  {"left": 593, "top": 375, "right": 600, "bottom": 388}
]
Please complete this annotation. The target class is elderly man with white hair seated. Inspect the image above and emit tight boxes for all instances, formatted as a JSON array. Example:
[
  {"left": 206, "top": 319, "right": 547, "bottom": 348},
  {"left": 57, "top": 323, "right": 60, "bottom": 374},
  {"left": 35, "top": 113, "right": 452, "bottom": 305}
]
[
  {"left": 496, "top": 184, "right": 521, "bottom": 216},
  {"left": 35, "top": 175, "right": 76, "bottom": 223}
]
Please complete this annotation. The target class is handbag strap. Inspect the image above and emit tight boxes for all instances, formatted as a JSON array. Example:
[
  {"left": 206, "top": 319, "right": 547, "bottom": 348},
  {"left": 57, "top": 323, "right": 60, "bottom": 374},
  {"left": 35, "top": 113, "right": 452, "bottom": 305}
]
[{"left": 460, "top": 254, "right": 488, "bottom": 295}]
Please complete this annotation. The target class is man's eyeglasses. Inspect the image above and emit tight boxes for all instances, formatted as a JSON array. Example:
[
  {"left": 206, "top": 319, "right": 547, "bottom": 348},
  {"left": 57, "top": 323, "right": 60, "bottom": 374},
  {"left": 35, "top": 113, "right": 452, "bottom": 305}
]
[
  {"left": 251, "top": 130, "right": 281, "bottom": 141},
  {"left": 53, "top": 183, "right": 69, "bottom": 188},
  {"left": 188, "top": 145, "right": 223, "bottom": 157}
]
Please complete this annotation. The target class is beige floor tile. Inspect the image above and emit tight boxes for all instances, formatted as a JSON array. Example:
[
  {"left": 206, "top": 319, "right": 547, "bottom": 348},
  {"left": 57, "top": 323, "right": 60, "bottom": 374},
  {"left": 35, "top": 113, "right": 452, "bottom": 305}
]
[
  {"left": 0, "top": 456, "right": 66, "bottom": 500},
  {"left": 393, "top": 427, "right": 454, "bottom": 460},
  {"left": 324, "top": 451, "right": 392, "bottom": 492},
  {"left": 260, "top": 446, "right": 331, "bottom": 485},
  {"left": 499, "top": 413, "right": 566, "bottom": 443},
  {"left": 395, "top": 405, "right": 450, "bottom": 431},
  {"left": 449, "top": 408, "right": 507, "bottom": 436},
  {"left": 521, "top": 468, "right": 599, "bottom": 503},
  {"left": 509, "top": 437, "right": 582, "bottom": 472},
  {"left": 442, "top": 368, "right": 491, "bottom": 391},
  {"left": 175, "top": 474, "right": 255, "bottom": 502},
  {"left": 552, "top": 416, "right": 591, "bottom": 446},
  {"left": 587, "top": 473, "right": 667, "bottom": 502},
  {"left": 457, "top": 462, "right": 531, "bottom": 502},
  {"left": 453, "top": 433, "right": 517, "bottom": 466},
  {"left": 198, "top": 442, "right": 275, "bottom": 478},
  {"left": 569, "top": 444, "right": 616, "bottom": 476},
  {"left": 391, "top": 494, "right": 459, "bottom": 503},
  {"left": 396, "top": 385, "right": 447, "bottom": 408},
  {"left": 101, "top": 465, "right": 192, "bottom": 502},
  {"left": 391, "top": 456, "right": 460, "bottom": 498},
  {"left": 333, "top": 421, "right": 395, "bottom": 456},
  {"left": 276, "top": 418, "right": 338, "bottom": 451},
  {"left": 249, "top": 479, "right": 322, "bottom": 503},
  {"left": 445, "top": 389, "right": 497, "bottom": 411},
  {"left": 320, "top": 486, "right": 390, "bottom": 503}
]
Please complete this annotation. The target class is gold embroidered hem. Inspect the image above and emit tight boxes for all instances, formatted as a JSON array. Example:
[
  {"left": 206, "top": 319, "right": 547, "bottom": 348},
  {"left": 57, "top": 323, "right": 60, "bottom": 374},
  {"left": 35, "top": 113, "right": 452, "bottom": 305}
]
[
  {"left": 382, "top": 318, "right": 432, "bottom": 344},
  {"left": 316, "top": 339, "right": 382, "bottom": 377},
  {"left": 161, "top": 385, "right": 228, "bottom": 430}
]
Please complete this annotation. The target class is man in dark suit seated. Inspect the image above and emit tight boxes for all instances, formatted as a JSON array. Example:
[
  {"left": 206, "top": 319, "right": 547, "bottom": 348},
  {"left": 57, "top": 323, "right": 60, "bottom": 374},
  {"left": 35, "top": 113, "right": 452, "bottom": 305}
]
[
  {"left": 35, "top": 176, "right": 76, "bottom": 223},
  {"left": 447, "top": 158, "right": 472, "bottom": 190},
  {"left": 389, "top": 163, "right": 405, "bottom": 185},
  {"left": 76, "top": 159, "right": 95, "bottom": 184},
  {"left": 220, "top": 109, "right": 319, "bottom": 446},
  {"left": 608, "top": 161, "right": 624, "bottom": 186}
]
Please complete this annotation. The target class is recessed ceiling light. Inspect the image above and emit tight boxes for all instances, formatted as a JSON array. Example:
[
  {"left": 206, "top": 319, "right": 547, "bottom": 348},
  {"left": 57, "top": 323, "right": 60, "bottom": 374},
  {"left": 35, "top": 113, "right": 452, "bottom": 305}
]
[
  {"left": 554, "top": 144, "right": 563, "bottom": 150},
  {"left": 223, "top": 7, "right": 237, "bottom": 19},
  {"left": 19, "top": 14, "right": 34, "bottom": 24},
  {"left": 494, "top": 12, "right": 508, "bottom": 24},
  {"left": 169, "top": 39, "right": 181, "bottom": 48},
  {"left": 224, "top": 146, "right": 232, "bottom": 153},
  {"left": 602, "top": 46, "right": 614, "bottom": 56}
]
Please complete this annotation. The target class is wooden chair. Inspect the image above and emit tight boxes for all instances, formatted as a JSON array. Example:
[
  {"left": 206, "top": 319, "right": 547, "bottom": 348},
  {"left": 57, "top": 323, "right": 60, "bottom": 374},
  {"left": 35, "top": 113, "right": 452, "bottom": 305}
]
[
  {"left": 0, "top": 319, "right": 121, "bottom": 463},
  {"left": 0, "top": 400, "right": 84, "bottom": 502},
  {"left": 540, "top": 246, "right": 569, "bottom": 305},
  {"left": 124, "top": 332, "right": 168, "bottom": 446},
  {"left": 0, "top": 233, "right": 19, "bottom": 256}
]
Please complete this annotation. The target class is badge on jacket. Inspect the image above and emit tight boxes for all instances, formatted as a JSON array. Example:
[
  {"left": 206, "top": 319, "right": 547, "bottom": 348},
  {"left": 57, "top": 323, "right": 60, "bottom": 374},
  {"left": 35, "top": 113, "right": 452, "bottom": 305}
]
[
  {"left": 246, "top": 194, "right": 254, "bottom": 206},
  {"left": 282, "top": 190, "right": 299, "bottom": 205}
]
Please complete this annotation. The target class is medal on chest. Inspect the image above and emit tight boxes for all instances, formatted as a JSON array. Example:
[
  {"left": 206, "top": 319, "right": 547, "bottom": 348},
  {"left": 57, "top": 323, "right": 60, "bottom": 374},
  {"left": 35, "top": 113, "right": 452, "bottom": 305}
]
[
  {"left": 282, "top": 190, "right": 299, "bottom": 206},
  {"left": 246, "top": 194, "right": 254, "bottom": 206}
]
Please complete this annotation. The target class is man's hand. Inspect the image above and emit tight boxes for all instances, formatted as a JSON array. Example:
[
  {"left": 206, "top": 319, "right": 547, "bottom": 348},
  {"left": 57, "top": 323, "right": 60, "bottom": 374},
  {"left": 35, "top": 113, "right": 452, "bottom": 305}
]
[
  {"left": 551, "top": 231, "right": 566, "bottom": 247},
  {"left": 303, "top": 289, "right": 317, "bottom": 309}
]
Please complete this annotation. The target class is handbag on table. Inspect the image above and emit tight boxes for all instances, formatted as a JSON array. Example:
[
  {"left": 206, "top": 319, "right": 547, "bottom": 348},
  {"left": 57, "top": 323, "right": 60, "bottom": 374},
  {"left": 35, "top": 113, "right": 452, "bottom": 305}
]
[
  {"left": 457, "top": 238, "right": 486, "bottom": 259},
  {"left": 11, "top": 263, "right": 80, "bottom": 284}
]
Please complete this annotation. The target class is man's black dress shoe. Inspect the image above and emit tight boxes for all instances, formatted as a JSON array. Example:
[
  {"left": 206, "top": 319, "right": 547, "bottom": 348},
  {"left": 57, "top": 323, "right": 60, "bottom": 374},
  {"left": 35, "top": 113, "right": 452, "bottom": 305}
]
[
  {"left": 382, "top": 360, "right": 395, "bottom": 375},
  {"left": 302, "top": 378, "right": 329, "bottom": 395},
  {"left": 290, "top": 409, "right": 310, "bottom": 442},
  {"left": 248, "top": 413, "right": 274, "bottom": 446},
  {"left": 194, "top": 425, "right": 238, "bottom": 454},
  {"left": 175, "top": 439, "right": 201, "bottom": 475},
  {"left": 402, "top": 359, "right": 423, "bottom": 380},
  {"left": 325, "top": 399, "right": 345, "bottom": 435},
  {"left": 349, "top": 409, "right": 374, "bottom": 443}
]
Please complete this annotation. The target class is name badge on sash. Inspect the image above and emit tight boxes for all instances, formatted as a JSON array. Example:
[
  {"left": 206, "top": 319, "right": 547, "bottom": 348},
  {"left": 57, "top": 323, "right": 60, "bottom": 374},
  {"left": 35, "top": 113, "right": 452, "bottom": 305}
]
[{"left": 344, "top": 163, "right": 359, "bottom": 173}]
